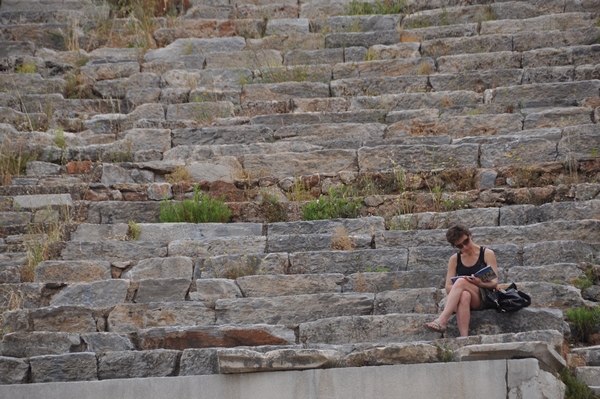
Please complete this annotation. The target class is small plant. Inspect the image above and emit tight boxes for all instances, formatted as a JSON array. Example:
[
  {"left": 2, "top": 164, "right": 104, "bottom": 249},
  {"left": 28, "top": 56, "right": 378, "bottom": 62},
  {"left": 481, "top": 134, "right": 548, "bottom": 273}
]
[
  {"left": 260, "top": 190, "right": 288, "bottom": 223},
  {"left": 436, "top": 343, "right": 454, "bottom": 362},
  {"left": 477, "top": 4, "right": 496, "bottom": 23},
  {"left": 417, "top": 62, "right": 434, "bottom": 76},
  {"left": 560, "top": 368, "right": 595, "bottom": 399},
  {"left": 165, "top": 166, "right": 191, "bottom": 184},
  {"left": 159, "top": 186, "right": 231, "bottom": 223},
  {"left": 286, "top": 178, "right": 313, "bottom": 202},
  {"left": 364, "top": 266, "right": 389, "bottom": 272},
  {"left": 16, "top": 60, "right": 36, "bottom": 74},
  {"left": 347, "top": 0, "right": 406, "bottom": 15},
  {"left": 0, "top": 139, "right": 38, "bottom": 186},
  {"left": 566, "top": 306, "right": 600, "bottom": 343},
  {"left": 364, "top": 48, "right": 378, "bottom": 61},
  {"left": 301, "top": 188, "right": 362, "bottom": 221},
  {"left": 127, "top": 220, "right": 141, "bottom": 240},
  {"left": 331, "top": 227, "right": 357, "bottom": 251},
  {"left": 258, "top": 65, "right": 310, "bottom": 84}
]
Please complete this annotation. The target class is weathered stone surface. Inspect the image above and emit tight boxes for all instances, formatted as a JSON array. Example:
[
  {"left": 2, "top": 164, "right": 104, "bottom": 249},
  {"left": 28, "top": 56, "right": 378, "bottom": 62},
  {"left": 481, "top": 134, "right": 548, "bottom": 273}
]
[
  {"left": 351, "top": 90, "right": 483, "bottom": 111},
  {"left": 364, "top": 43, "right": 421, "bottom": 60},
  {"left": 191, "top": 279, "right": 242, "bottom": 307},
  {"left": 169, "top": 236, "right": 266, "bottom": 258},
  {"left": 80, "top": 60, "right": 139, "bottom": 83},
  {"left": 558, "top": 124, "right": 600, "bottom": 162},
  {"left": 274, "top": 123, "right": 385, "bottom": 143},
  {"left": 134, "top": 278, "right": 191, "bottom": 303},
  {"left": 571, "top": 346, "right": 600, "bottom": 366},
  {"left": 374, "top": 288, "right": 441, "bottom": 315},
  {"left": 267, "top": 234, "right": 372, "bottom": 253},
  {"left": 35, "top": 260, "right": 111, "bottom": 283},
  {"left": 122, "top": 257, "right": 193, "bottom": 280},
  {"left": 523, "top": 107, "right": 593, "bottom": 130},
  {"left": 343, "top": 270, "right": 447, "bottom": 293},
  {"left": 218, "top": 348, "right": 341, "bottom": 373},
  {"left": 332, "top": 57, "right": 435, "bottom": 79},
  {"left": 107, "top": 302, "right": 215, "bottom": 333},
  {"left": 0, "top": 211, "right": 30, "bottom": 226},
  {"left": 401, "top": 23, "right": 478, "bottom": 42},
  {"left": 137, "top": 324, "right": 295, "bottom": 350},
  {"left": 98, "top": 349, "right": 179, "bottom": 380},
  {"left": 576, "top": 366, "right": 600, "bottom": 386},
  {"left": 289, "top": 249, "right": 407, "bottom": 275},
  {"left": 345, "top": 342, "right": 439, "bottom": 367},
  {"left": 179, "top": 348, "right": 219, "bottom": 375},
  {"left": 422, "top": 35, "right": 513, "bottom": 58},
  {"left": 506, "top": 264, "right": 584, "bottom": 285},
  {"left": 171, "top": 124, "right": 274, "bottom": 146},
  {"left": 32, "top": 306, "right": 97, "bottom": 333},
  {"left": 458, "top": 341, "right": 566, "bottom": 373},
  {"left": 61, "top": 241, "right": 168, "bottom": 261},
  {"left": 216, "top": 293, "right": 374, "bottom": 326},
  {"left": 30, "top": 353, "right": 98, "bottom": 383},
  {"left": 244, "top": 148, "right": 358, "bottom": 179},
  {"left": 236, "top": 4, "right": 297, "bottom": 19},
  {"left": 325, "top": 15, "right": 401, "bottom": 33},
  {"left": 393, "top": 208, "right": 500, "bottom": 231},
  {"left": 198, "top": 253, "right": 288, "bottom": 279},
  {"left": 523, "top": 241, "right": 596, "bottom": 266},
  {"left": 331, "top": 76, "right": 428, "bottom": 97},
  {"left": 236, "top": 274, "right": 344, "bottom": 297},
  {"left": 266, "top": 18, "right": 309, "bottom": 35},
  {"left": 480, "top": 13, "right": 595, "bottom": 35},
  {"left": 0, "top": 283, "right": 43, "bottom": 309},
  {"left": 87, "top": 201, "right": 161, "bottom": 223},
  {"left": 205, "top": 50, "right": 282, "bottom": 69},
  {"left": 13, "top": 193, "right": 72, "bottom": 209},
  {"left": 101, "top": 164, "right": 153, "bottom": 186},
  {"left": 81, "top": 332, "right": 135, "bottom": 352},
  {"left": 26, "top": 161, "right": 61, "bottom": 176},
  {"left": 144, "top": 37, "right": 246, "bottom": 62},
  {"left": 165, "top": 101, "right": 234, "bottom": 121},
  {"left": 1, "top": 331, "right": 81, "bottom": 357},
  {"left": 284, "top": 48, "right": 343, "bottom": 66},
  {"left": 501, "top": 200, "right": 600, "bottom": 226},
  {"left": 326, "top": 30, "right": 400, "bottom": 48},
  {"left": 484, "top": 80, "right": 600, "bottom": 108},
  {"left": 0, "top": 356, "right": 29, "bottom": 384},
  {"left": 242, "top": 82, "right": 329, "bottom": 102},
  {"left": 480, "top": 137, "right": 558, "bottom": 168},
  {"left": 269, "top": 216, "right": 384, "bottom": 236},
  {"left": 429, "top": 69, "right": 523, "bottom": 93},
  {"left": 523, "top": 66, "right": 575, "bottom": 84},
  {"left": 251, "top": 110, "right": 386, "bottom": 128},
  {"left": 50, "top": 280, "right": 129, "bottom": 307},
  {"left": 358, "top": 144, "right": 479, "bottom": 173},
  {"left": 0, "top": 73, "right": 65, "bottom": 94},
  {"left": 512, "top": 27, "right": 600, "bottom": 53}
]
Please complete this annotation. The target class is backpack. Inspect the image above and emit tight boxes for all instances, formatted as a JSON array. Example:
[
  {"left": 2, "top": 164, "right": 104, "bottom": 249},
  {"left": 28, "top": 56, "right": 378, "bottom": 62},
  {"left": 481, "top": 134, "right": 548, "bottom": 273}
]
[{"left": 484, "top": 283, "right": 531, "bottom": 313}]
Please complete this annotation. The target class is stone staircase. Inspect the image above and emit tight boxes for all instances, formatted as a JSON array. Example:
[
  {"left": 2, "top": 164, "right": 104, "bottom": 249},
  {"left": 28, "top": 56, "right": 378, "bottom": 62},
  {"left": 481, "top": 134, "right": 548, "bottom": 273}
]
[{"left": 1, "top": 0, "right": 600, "bottom": 396}]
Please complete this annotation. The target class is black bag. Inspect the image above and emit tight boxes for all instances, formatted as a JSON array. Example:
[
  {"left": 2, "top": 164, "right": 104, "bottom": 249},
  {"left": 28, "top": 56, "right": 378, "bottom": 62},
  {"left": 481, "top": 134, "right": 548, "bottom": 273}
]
[{"left": 484, "top": 283, "right": 531, "bottom": 313}]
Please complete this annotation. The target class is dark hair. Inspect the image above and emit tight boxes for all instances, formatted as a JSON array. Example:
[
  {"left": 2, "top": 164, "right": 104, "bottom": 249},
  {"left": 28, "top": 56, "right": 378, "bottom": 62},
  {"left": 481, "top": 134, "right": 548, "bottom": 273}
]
[{"left": 446, "top": 224, "right": 471, "bottom": 245}]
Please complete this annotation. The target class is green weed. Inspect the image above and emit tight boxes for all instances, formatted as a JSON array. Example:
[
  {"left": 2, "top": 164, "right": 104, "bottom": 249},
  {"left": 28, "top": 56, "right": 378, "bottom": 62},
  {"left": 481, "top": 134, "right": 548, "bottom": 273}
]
[
  {"left": 260, "top": 190, "right": 288, "bottom": 223},
  {"left": 301, "top": 188, "right": 362, "bottom": 221},
  {"left": 0, "top": 139, "right": 38, "bottom": 186},
  {"left": 364, "top": 266, "right": 389, "bottom": 272},
  {"left": 159, "top": 186, "right": 231, "bottom": 223},
  {"left": 559, "top": 368, "right": 595, "bottom": 399},
  {"left": 16, "top": 60, "right": 36, "bottom": 74},
  {"left": 566, "top": 306, "right": 600, "bottom": 343},
  {"left": 128, "top": 220, "right": 141, "bottom": 240},
  {"left": 347, "top": 0, "right": 406, "bottom": 15},
  {"left": 364, "top": 48, "right": 378, "bottom": 61}
]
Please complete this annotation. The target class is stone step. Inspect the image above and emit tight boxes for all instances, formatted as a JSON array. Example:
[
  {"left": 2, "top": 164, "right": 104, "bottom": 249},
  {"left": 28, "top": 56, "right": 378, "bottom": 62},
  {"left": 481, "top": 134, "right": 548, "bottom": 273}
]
[
  {"left": 299, "top": 308, "right": 566, "bottom": 344},
  {"left": 513, "top": 26, "right": 600, "bottom": 53},
  {"left": 572, "top": 345, "right": 600, "bottom": 367},
  {"left": 484, "top": 80, "right": 600, "bottom": 108},
  {"left": 576, "top": 366, "right": 600, "bottom": 386},
  {"left": 333, "top": 57, "right": 436, "bottom": 79},
  {"left": 480, "top": 12, "right": 596, "bottom": 35}
]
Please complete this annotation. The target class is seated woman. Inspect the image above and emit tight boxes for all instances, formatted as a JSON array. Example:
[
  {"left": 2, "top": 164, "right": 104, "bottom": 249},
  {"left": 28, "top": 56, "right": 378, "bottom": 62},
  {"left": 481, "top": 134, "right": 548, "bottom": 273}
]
[{"left": 425, "top": 224, "right": 499, "bottom": 337}]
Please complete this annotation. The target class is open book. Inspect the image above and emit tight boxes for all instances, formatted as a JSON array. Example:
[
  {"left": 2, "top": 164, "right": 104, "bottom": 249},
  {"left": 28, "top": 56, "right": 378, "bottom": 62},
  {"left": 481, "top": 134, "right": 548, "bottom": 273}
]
[{"left": 451, "top": 265, "right": 497, "bottom": 284}]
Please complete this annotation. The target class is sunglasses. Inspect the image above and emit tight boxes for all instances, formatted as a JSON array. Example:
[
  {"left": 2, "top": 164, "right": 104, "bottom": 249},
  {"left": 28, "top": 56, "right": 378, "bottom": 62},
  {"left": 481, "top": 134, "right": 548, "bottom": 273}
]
[{"left": 454, "top": 236, "right": 470, "bottom": 249}]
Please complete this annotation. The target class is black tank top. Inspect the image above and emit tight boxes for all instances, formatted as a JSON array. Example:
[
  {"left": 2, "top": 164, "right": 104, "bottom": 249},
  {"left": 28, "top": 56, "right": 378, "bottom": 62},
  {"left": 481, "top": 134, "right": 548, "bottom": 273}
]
[{"left": 456, "top": 246, "right": 486, "bottom": 277}]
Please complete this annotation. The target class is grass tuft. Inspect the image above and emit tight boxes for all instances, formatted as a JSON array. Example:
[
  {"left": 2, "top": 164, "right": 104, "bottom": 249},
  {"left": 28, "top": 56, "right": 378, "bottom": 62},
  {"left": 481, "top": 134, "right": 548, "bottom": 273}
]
[{"left": 159, "top": 186, "right": 231, "bottom": 223}]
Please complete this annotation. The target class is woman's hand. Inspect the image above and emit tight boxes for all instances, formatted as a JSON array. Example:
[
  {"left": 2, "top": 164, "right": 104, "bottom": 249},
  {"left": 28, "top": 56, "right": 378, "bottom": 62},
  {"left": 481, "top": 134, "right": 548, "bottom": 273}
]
[{"left": 466, "top": 275, "right": 482, "bottom": 286}]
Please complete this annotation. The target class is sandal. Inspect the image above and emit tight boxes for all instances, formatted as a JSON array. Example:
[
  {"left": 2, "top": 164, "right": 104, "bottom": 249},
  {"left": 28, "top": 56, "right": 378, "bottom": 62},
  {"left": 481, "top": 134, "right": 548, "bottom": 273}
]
[{"left": 425, "top": 321, "right": 446, "bottom": 333}]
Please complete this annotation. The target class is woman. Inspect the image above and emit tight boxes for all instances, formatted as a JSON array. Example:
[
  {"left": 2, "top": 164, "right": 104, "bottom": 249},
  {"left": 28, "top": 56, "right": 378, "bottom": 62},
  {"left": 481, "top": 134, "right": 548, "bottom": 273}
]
[{"left": 425, "top": 224, "right": 499, "bottom": 337}]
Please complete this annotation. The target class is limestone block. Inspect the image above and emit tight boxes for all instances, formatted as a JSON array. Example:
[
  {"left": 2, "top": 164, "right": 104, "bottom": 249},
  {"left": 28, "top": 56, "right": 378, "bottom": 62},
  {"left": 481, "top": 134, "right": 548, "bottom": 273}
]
[
  {"left": 374, "top": 287, "right": 440, "bottom": 315},
  {"left": 218, "top": 348, "right": 341, "bottom": 373},
  {"left": 332, "top": 57, "right": 435, "bottom": 79},
  {"left": 266, "top": 18, "right": 309, "bottom": 36},
  {"left": 400, "top": 23, "right": 478, "bottom": 42},
  {"left": 325, "top": 30, "right": 400, "bottom": 48},
  {"left": 165, "top": 101, "right": 234, "bottom": 121},
  {"left": 459, "top": 341, "right": 566, "bottom": 373},
  {"left": 246, "top": 34, "right": 325, "bottom": 52},
  {"left": 292, "top": 98, "right": 350, "bottom": 113},
  {"left": 575, "top": 64, "right": 600, "bottom": 81},
  {"left": 507, "top": 264, "right": 584, "bottom": 285},
  {"left": 93, "top": 78, "right": 128, "bottom": 99},
  {"left": 480, "top": 137, "right": 558, "bottom": 168},
  {"left": 107, "top": 302, "right": 215, "bottom": 333},
  {"left": 343, "top": 270, "right": 446, "bottom": 293},
  {"left": 480, "top": 13, "right": 595, "bottom": 35},
  {"left": 235, "top": 4, "right": 297, "bottom": 19},
  {"left": 576, "top": 366, "right": 600, "bottom": 386},
  {"left": 215, "top": 293, "right": 374, "bottom": 326},
  {"left": 429, "top": 69, "right": 523, "bottom": 93},
  {"left": 284, "top": 48, "right": 343, "bottom": 66},
  {"left": 345, "top": 342, "right": 439, "bottom": 367},
  {"left": 0, "top": 73, "right": 65, "bottom": 94},
  {"left": 289, "top": 248, "right": 407, "bottom": 275},
  {"left": 522, "top": 48, "right": 573, "bottom": 68},
  {"left": 524, "top": 107, "right": 593, "bottom": 130},
  {"left": 50, "top": 280, "right": 129, "bottom": 307},
  {"left": 522, "top": 66, "right": 574, "bottom": 84},
  {"left": 138, "top": 223, "right": 262, "bottom": 242},
  {"left": 191, "top": 279, "right": 242, "bottom": 307},
  {"left": 80, "top": 60, "right": 139, "bottom": 83},
  {"left": 250, "top": 110, "right": 387, "bottom": 128},
  {"left": 122, "top": 257, "right": 193, "bottom": 281},
  {"left": 198, "top": 253, "right": 288, "bottom": 279},
  {"left": 86, "top": 201, "right": 161, "bottom": 224},
  {"left": 147, "top": 182, "right": 172, "bottom": 201},
  {"left": 1, "top": 331, "right": 81, "bottom": 357},
  {"left": 134, "top": 278, "right": 191, "bottom": 303},
  {"left": 393, "top": 208, "right": 499, "bottom": 231},
  {"left": 205, "top": 50, "right": 282, "bottom": 70},
  {"left": 255, "top": 64, "right": 332, "bottom": 83},
  {"left": 422, "top": 35, "right": 512, "bottom": 58},
  {"left": 32, "top": 306, "right": 97, "bottom": 333},
  {"left": 118, "top": 128, "right": 172, "bottom": 153},
  {"left": 331, "top": 76, "right": 428, "bottom": 97},
  {"left": 368, "top": 43, "right": 420, "bottom": 60},
  {"left": 513, "top": 27, "right": 600, "bottom": 53},
  {"left": 236, "top": 274, "right": 344, "bottom": 297},
  {"left": 125, "top": 88, "right": 162, "bottom": 107},
  {"left": 13, "top": 193, "right": 72, "bottom": 209},
  {"left": 0, "top": 356, "right": 29, "bottom": 384},
  {"left": 572, "top": 44, "right": 600, "bottom": 65},
  {"left": 0, "top": 283, "right": 43, "bottom": 309},
  {"left": 572, "top": 346, "right": 600, "bottom": 366},
  {"left": 144, "top": 37, "right": 246, "bottom": 62},
  {"left": 98, "top": 349, "right": 179, "bottom": 379},
  {"left": 171, "top": 124, "right": 274, "bottom": 146},
  {"left": 325, "top": 15, "right": 400, "bottom": 33},
  {"left": 26, "top": 161, "right": 61, "bottom": 176},
  {"left": 35, "top": 260, "right": 111, "bottom": 283},
  {"left": 269, "top": 216, "right": 384, "bottom": 235},
  {"left": 179, "top": 348, "right": 219, "bottom": 376},
  {"left": 274, "top": 123, "right": 384, "bottom": 142},
  {"left": 558, "top": 124, "right": 600, "bottom": 162},
  {"left": 242, "top": 82, "right": 330, "bottom": 102},
  {"left": 81, "top": 332, "right": 135, "bottom": 353},
  {"left": 350, "top": 91, "right": 482, "bottom": 111},
  {"left": 30, "top": 353, "right": 98, "bottom": 383},
  {"left": 169, "top": 236, "right": 266, "bottom": 258},
  {"left": 523, "top": 240, "right": 596, "bottom": 266},
  {"left": 267, "top": 233, "right": 372, "bottom": 253}
]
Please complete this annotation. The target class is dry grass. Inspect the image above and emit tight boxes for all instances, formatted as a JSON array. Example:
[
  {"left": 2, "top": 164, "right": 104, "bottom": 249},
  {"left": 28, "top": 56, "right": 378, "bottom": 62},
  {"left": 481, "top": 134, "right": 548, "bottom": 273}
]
[
  {"left": 165, "top": 166, "right": 191, "bottom": 184},
  {"left": 0, "top": 139, "right": 39, "bottom": 186},
  {"left": 331, "top": 227, "right": 357, "bottom": 251}
]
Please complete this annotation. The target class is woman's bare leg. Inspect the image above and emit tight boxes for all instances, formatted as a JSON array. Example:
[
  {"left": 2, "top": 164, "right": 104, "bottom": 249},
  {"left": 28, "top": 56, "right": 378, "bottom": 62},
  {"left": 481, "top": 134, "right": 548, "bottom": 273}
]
[
  {"left": 455, "top": 291, "right": 472, "bottom": 337},
  {"left": 431, "top": 278, "right": 481, "bottom": 329}
]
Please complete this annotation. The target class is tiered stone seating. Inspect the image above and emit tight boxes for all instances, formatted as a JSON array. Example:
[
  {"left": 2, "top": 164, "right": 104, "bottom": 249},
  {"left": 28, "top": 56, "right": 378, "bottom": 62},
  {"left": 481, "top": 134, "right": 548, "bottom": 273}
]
[{"left": 1, "top": 0, "right": 599, "bottom": 395}]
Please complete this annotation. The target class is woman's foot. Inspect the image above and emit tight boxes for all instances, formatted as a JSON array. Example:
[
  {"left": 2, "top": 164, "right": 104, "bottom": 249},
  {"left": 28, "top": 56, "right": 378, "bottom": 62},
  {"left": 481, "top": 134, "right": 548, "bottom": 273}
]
[{"left": 425, "top": 321, "right": 446, "bottom": 333}]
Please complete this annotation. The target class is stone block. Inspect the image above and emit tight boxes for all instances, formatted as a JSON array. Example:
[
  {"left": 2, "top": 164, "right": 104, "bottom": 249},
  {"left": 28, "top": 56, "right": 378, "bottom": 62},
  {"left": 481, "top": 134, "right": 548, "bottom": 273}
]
[
  {"left": 191, "top": 279, "right": 242, "bottom": 307},
  {"left": 32, "top": 306, "right": 97, "bottom": 333},
  {"left": 122, "top": 257, "right": 193, "bottom": 280},
  {"left": 205, "top": 50, "right": 282, "bottom": 70},
  {"left": 345, "top": 342, "right": 439, "bottom": 367},
  {"left": 522, "top": 66, "right": 574, "bottom": 84},
  {"left": 26, "top": 161, "right": 61, "bottom": 176},
  {"left": 81, "top": 332, "right": 135, "bottom": 352},
  {"left": 236, "top": 274, "right": 344, "bottom": 297},
  {"left": 30, "top": 353, "right": 98, "bottom": 383},
  {"left": 80, "top": 60, "right": 139, "bottom": 83},
  {"left": 374, "top": 288, "right": 441, "bottom": 315},
  {"left": 512, "top": 27, "right": 600, "bottom": 53},
  {"left": 289, "top": 249, "right": 407, "bottom": 275},
  {"left": 134, "top": 278, "right": 191, "bottom": 303},
  {"left": 171, "top": 124, "right": 274, "bottom": 146},
  {"left": 343, "top": 270, "right": 446, "bottom": 293},
  {"left": 35, "top": 260, "right": 111, "bottom": 283},
  {"left": 429, "top": 69, "right": 523, "bottom": 93},
  {"left": 422, "top": 35, "right": 512, "bottom": 58},
  {"left": 480, "top": 12, "right": 595, "bottom": 35},
  {"left": 331, "top": 76, "right": 428, "bottom": 97},
  {"left": 0, "top": 283, "right": 43, "bottom": 309},
  {"left": 0, "top": 356, "right": 29, "bottom": 384},
  {"left": 13, "top": 193, "right": 72, "bottom": 209},
  {"left": 267, "top": 233, "right": 372, "bottom": 253},
  {"left": 250, "top": 110, "right": 387, "bottom": 128},
  {"left": 179, "top": 348, "right": 219, "bottom": 375},
  {"left": 168, "top": 236, "right": 266, "bottom": 258},
  {"left": 522, "top": 48, "right": 573, "bottom": 68},
  {"left": 144, "top": 37, "right": 246, "bottom": 62},
  {"left": 523, "top": 240, "right": 596, "bottom": 266},
  {"left": 98, "top": 349, "right": 179, "bottom": 379},
  {"left": 165, "top": 101, "right": 234, "bottom": 121},
  {"left": 218, "top": 348, "right": 341, "bottom": 373},
  {"left": 350, "top": 91, "right": 482, "bottom": 111},
  {"left": 269, "top": 216, "right": 384, "bottom": 235},
  {"left": 332, "top": 57, "right": 435, "bottom": 79},
  {"left": 61, "top": 241, "right": 168, "bottom": 262},
  {"left": 400, "top": 23, "right": 478, "bottom": 42},
  {"left": 506, "top": 264, "right": 584, "bottom": 285},
  {"left": 325, "top": 30, "right": 400, "bottom": 48},
  {"left": 480, "top": 137, "right": 559, "bottom": 168},
  {"left": 523, "top": 107, "right": 593, "bottom": 130},
  {"left": 266, "top": 18, "right": 309, "bottom": 36},
  {"left": 197, "top": 253, "right": 288, "bottom": 279},
  {"left": 49, "top": 279, "right": 129, "bottom": 307},
  {"left": 1, "top": 331, "right": 81, "bottom": 357}
]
